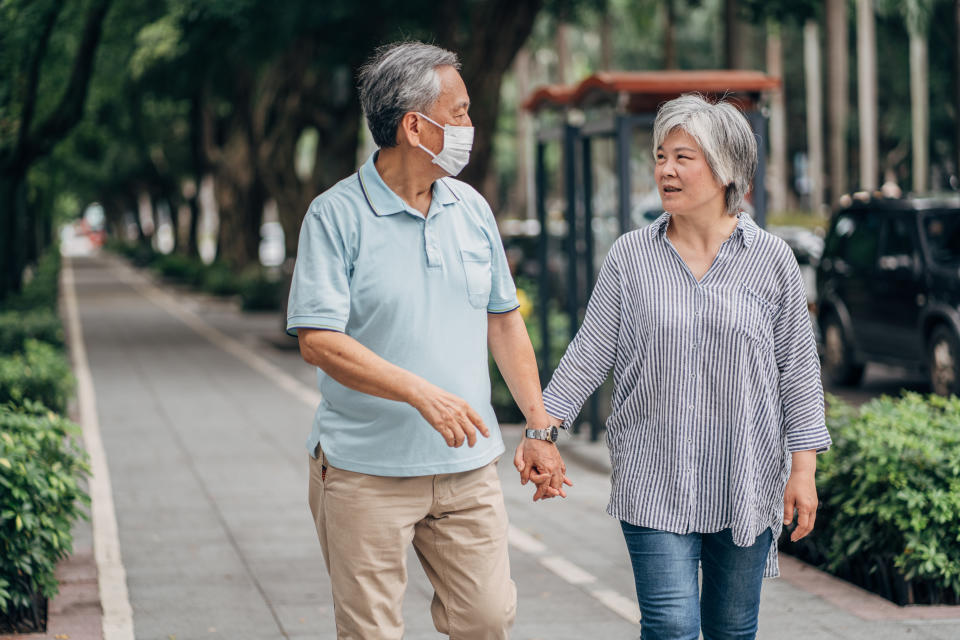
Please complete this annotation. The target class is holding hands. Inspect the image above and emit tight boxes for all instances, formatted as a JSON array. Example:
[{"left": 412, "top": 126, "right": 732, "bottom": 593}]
[{"left": 513, "top": 416, "right": 573, "bottom": 501}]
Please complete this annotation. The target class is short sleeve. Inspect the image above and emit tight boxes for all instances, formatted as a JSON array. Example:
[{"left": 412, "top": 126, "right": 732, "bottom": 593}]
[
  {"left": 286, "top": 200, "right": 353, "bottom": 336},
  {"left": 481, "top": 202, "right": 519, "bottom": 314}
]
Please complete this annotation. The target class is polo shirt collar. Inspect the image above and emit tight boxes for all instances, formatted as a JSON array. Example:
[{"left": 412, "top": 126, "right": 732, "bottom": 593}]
[
  {"left": 358, "top": 151, "right": 460, "bottom": 217},
  {"left": 649, "top": 210, "right": 757, "bottom": 248}
]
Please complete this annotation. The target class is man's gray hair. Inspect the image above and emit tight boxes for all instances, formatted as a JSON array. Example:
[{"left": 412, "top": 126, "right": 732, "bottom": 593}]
[
  {"left": 652, "top": 94, "right": 758, "bottom": 215},
  {"left": 358, "top": 41, "right": 460, "bottom": 149}
]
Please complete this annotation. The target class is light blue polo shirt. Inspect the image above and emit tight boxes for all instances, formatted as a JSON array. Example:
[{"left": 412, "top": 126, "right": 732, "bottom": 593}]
[{"left": 286, "top": 151, "right": 519, "bottom": 476}]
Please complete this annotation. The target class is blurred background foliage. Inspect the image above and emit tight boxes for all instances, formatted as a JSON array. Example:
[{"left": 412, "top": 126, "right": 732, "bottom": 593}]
[{"left": 2, "top": 0, "right": 959, "bottom": 304}]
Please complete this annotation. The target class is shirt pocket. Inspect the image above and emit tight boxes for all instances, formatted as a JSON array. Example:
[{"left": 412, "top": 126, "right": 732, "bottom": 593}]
[
  {"left": 460, "top": 247, "right": 492, "bottom": 309},
  {"left": 735, "top": 284, "right": 778, "bottom": 352}
]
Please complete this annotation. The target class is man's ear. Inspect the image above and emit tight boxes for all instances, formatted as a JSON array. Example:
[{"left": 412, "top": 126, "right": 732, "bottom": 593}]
[{"left": 398, "top": 112, "right": 421, "bottom": 147}]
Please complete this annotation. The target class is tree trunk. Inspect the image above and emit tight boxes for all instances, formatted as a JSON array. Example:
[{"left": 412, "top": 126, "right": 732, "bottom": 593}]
[
  {"left": 0, "top": 0, "right": 113, "bottom": 300},
  {"left": 213, "top": 128, "right": 266, "bottom": 269},
  {"left": 513, "top": 48, "right": 536, "bottom": 220},
  {"left": 665, "top": 1, "right": 677, "bottom": 70},
  {"left": 600, "top": 2, "right": 613, "bottom": 71},
  {"left": 857, "top": 0, "right": 879, "bottom": 191},
  {"left": 439, "top": 0, "right": 542, "bottom": 201},
  {"left": 556, "top": 21, "right": 571, "bottom": 85},
  {"left": 0, "top": 171, "right": 28, "bottom": 300},
  {"left": 725, "top": 0, "right": 740, "bottom": 69},
  {"left": 909, "top": 30, "right": 929, "bottom": 193},
  {"left": 766, "top": 21, "right": 789, "bottom": 214},
  {"left": 827, "top": 0, "right": 849, "bottom": 206},
  {"left": 804, "top": 20, "right": 825, "bottom": 213}
]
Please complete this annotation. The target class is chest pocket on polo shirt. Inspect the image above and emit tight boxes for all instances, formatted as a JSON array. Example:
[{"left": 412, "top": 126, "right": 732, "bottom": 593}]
[
  {"left": 735, "top": 283, "right": 779, "bottom": 352},
  {"left": 460, "top": 247, "right": 492, "bottom": 309}
]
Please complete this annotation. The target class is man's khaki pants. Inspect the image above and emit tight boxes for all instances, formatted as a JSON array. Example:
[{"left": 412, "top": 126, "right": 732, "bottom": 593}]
[{"left": 308, "top": 448, "right": 517, "bottom": 640}]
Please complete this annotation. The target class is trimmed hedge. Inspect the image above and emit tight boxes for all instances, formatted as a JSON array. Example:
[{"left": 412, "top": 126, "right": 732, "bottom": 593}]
[
  {"left": 3, "top": 251, "right": 60, "bottom": 312},
  {"left": 237, "top": 267, "right": 283, "bottom": 311},
  {"left": 0, "top": 402, "right": 90, "bottom": 632},
  {"left": 0, "top": 310, "right": 64, "bottom": 354},
  {"left": 0, "top": 340, "right": 73, "bottom": 414},
  {"left": 788, "top": 393, "right": 960, "bottom": 605},
  {"left": 151, "top": 253, "right": 206, "bottom": 287}
]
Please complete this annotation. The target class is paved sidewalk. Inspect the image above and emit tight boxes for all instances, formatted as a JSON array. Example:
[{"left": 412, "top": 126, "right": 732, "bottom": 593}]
[{"left": 63, "top": 254, "right": 959, "bottom": 640}]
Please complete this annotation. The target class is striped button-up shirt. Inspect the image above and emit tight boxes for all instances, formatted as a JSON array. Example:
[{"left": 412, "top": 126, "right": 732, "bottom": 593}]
[{"left": 542, "top": 213, "right": 831, "bottom": 577}]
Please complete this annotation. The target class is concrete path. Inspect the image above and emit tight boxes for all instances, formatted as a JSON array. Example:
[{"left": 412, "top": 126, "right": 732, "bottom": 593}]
[{"left": 65, "top": 254, "right": 960, "bottom": 640}]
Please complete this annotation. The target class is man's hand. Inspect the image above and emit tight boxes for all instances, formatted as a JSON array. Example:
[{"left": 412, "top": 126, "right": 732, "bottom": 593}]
[
  {"left": 513, "top": 438, "right": 572, "bottom": 501},
  {"left": 412, "top": 381, "right": 490, "bottom": 448},
  {"left": 783, "top": 450, "right": 818, "bottom": 542}
]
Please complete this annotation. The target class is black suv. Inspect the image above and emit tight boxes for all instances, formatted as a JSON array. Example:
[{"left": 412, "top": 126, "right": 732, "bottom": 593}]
[{"left": 816, "top": 195, "right": 960, "bottom": 395}]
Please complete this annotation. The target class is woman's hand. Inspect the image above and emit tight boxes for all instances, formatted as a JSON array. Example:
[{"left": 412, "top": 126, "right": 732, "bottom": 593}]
[{"left": 783, "top": 450, "right": 818, "bottom": 541}]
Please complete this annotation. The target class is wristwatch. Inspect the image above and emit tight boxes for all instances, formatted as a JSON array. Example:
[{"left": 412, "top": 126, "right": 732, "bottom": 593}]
[{"left": 524, "top": 425, "right": 560, "bottom": 443}]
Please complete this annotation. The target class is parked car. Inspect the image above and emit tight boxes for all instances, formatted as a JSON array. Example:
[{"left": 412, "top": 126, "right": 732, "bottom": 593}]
[
  {"left": 816, "top": 194, "right": 960, "bottom": 395},
  {"left": 768, "top": 225, "right": 824, "bottom": 307}
]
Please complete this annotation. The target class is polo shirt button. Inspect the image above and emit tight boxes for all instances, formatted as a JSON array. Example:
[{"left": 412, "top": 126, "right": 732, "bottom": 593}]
[{"left": 688, "top": 404, "right": 694, "bottom": 410}]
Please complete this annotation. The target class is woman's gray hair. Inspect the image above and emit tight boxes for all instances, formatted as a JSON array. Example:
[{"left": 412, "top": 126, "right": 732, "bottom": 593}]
[
  {"left": 358, "top": 41, "right": 460, "bottom": 148},
  {"left": 652, "top": 94, "right": 758, "bottom": 215}
]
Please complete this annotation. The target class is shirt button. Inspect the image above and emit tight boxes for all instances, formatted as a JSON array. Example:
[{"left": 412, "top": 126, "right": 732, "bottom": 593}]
[{"left": 688, "top": 404, "right": 694, "bottom": 410}]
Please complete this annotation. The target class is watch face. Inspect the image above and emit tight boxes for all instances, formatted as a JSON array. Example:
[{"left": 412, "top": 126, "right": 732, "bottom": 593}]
[{"left": 549, "top": 426, "right": 559, "bottom": 442}]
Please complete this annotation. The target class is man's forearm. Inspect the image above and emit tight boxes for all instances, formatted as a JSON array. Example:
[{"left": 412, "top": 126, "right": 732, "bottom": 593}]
[
  {"left": 488, "top": 310, "right": 550, "bottom": 425},
  {"left": 298, "top": 329, "right": 425, "bottom": 405}
]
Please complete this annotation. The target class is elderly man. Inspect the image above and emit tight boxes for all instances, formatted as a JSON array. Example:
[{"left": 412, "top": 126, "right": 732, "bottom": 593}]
[{"left": 286, "top": 41, "right": 569, "bottom": 640}]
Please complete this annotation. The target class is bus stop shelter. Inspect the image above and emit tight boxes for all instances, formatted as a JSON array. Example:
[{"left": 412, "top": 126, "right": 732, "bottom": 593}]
[{"left": 524, "top": 70, "right": 781, "bottom": 439}]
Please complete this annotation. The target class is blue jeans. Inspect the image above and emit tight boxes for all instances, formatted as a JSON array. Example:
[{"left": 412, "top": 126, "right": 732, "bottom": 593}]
[{"left": 620, "top": 522, "right": 772, "bottom": 640}]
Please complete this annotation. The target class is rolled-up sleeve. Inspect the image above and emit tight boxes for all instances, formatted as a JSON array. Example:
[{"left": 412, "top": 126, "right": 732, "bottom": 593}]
[
  {"left": 773, "top": 260, "right": 831, "bottom": 452},
  {"left": 542, "top": 242, "right": 623, "bottom": 429},
  {"left": 286, "top": 199, "right": 353, "bottom": 336}
]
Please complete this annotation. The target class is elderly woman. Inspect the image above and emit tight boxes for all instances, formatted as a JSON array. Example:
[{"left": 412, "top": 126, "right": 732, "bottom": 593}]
[{"left": 526, "top": 94, "right": 831, "bottom": 639}]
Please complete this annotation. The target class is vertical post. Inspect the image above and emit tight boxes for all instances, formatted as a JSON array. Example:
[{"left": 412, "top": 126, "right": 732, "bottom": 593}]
[
  {"left": 804, "top": 19, "right": 825, "bottom": 214},
  {"left": 563, "top": 123, "right": 580, "bottom": 344},
  {"left": 563, "top": 123, "right": 581, "bottom": 434},
  {"left": 582, "top": 136, "right": 601, "bottom": 441},
  {"left": 749, "top": 110, "right": 768, "bottom": 228},
  {"left": 827, "top": 0, "right": 849, "bottom": 205},
  {"left": 909, "top": 28, "right": 929, "bottom": 193},
  {"left": 536, "top": 140, "right": 550, "bottom": 382},
  {"left": 766, "top": 20, "right": 789, "bottom": 214},
  {"left": 857, "top": 0, "right": 879, "bottom": 191},
  {"left": 616, "top": 115, "right": 633, "bottom": 234}
]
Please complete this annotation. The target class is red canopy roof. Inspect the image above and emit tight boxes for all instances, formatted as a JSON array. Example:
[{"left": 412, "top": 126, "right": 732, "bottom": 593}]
[{"left": 523, "top": 70, "right": 781, "bottom": 113}]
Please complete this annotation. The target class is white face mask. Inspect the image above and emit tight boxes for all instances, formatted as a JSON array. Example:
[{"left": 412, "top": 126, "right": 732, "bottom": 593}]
[{"left": 416, "top": 112, "right": 474, "bottom": 176}]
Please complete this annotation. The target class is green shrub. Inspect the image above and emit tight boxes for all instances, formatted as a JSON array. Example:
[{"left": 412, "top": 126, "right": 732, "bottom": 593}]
[
  {"left": 789, "top": 393, "right": 960, "bottom": 605},
  {"left": 130, "top": 243, "right": 159, "bottom": 267},
  {"left": 0, "top": 402, "right": 90, "bottom": 631},
  {"left": 3, "top": 251, "right": 60, "bottom": 312},
  {"left": 103, "top": 238, "right": 141, "bottom": 260},
  {"left": 152, "top": 253, "right": 207, "bottom": 286},
  {"left": 237, "top": 267, "right": 283, "bottom": 311},
  {"left": 0, "top": 311, "right": 64, "bottom": 355},
  {"left": 0, "top": 340, "right": 73, "bottom": 414},
  {"left": 201, "top": 262, "right": 240, "bottom": 296}
]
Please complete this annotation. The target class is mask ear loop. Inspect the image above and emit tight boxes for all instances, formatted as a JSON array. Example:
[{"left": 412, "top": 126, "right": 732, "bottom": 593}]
[{"left": 414, "top": 112, "right": 443, "bottom": 159}]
